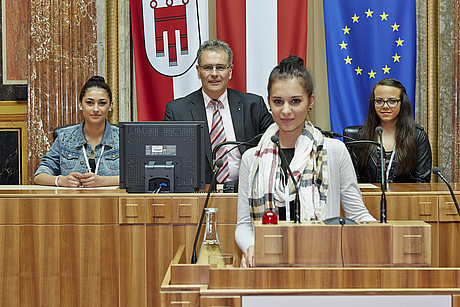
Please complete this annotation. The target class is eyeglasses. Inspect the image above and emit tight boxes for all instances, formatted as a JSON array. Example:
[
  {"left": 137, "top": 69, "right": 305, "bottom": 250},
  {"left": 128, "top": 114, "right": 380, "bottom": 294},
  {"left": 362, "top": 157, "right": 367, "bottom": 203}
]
[
  {"left": 374, "top": 98, "right": 400, "bottom": 108},
  {"left": 199, "top": 64, "right": 231, "bottom": 72}
]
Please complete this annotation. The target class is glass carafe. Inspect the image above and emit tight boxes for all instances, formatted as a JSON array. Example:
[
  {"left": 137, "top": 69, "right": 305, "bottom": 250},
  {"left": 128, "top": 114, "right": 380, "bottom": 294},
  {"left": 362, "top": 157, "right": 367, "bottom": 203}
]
[{"left": 197, "top": 208, "right": 223, "bottom": 264}]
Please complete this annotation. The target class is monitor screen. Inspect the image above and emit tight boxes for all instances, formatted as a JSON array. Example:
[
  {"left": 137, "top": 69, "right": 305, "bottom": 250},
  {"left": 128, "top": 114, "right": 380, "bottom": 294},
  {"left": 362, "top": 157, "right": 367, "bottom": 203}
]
[{"left": 119, "top": 121, "right": 206, "bottom": 193}]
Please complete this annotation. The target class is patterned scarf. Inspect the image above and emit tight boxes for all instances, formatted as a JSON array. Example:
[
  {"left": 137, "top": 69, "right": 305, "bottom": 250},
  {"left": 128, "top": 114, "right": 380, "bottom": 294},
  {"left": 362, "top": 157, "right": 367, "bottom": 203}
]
[{"left": 248, "top": 120, "right": 328, "bottom": 221}]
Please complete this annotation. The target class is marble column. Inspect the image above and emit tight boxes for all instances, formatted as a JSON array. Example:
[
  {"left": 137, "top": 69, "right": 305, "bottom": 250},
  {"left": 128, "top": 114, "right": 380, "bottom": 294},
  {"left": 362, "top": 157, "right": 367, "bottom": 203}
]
[{"left": 453, "top": 0, "right": 460, "bottom": 180}]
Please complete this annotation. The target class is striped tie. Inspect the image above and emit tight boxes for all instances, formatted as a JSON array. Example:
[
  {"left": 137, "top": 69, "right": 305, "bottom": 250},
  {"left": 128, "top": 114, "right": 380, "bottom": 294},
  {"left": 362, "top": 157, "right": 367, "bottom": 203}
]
[{"left": 210, "top": 99, "right": 230, "bottom": 183}]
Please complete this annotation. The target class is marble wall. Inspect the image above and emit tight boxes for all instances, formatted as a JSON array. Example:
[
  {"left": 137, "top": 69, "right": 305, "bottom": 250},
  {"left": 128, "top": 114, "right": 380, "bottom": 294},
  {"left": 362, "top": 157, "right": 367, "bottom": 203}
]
[
  {"left": 27, "top": 0, "right": 98, "bottom": 182},
  {"left": 0, "top": 0, "right": 27, "bottom": 100},
  {"left": 0, "top": 129, "right": 20, "bottom": 184},
  {"left": 3, "top": 0, "right": 28, "bottom": 83},
  {"left": 439, "top": 0, "right": 454, "bottom": 180}
]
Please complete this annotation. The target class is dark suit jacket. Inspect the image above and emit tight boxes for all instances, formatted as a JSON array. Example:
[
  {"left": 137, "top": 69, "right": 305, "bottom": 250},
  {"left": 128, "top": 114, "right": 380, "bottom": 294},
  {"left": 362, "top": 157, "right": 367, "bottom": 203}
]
[{"left": 163, "top": 88, "right": 273, "bottom": 183}]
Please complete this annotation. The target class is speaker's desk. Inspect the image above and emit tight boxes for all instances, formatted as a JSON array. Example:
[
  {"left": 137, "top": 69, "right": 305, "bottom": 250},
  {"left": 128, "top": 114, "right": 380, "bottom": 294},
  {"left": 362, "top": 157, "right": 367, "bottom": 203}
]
[{"left": 0, "top": 183, "right": 459, "bottom": 307}]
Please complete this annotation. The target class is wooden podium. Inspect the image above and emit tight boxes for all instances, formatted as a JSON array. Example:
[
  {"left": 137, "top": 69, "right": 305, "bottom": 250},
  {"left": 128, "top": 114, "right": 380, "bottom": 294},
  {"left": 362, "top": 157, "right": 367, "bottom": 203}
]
[
  {"left": 161, "top": 245, "right": 460, "bottom": 307},
  {"left": 254, "top": 220, "right": 431, "bottom": 267}
]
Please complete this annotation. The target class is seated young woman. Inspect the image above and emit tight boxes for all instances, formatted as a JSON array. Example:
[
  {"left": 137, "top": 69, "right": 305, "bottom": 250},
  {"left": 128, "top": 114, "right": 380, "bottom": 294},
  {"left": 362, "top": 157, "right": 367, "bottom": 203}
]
[
  {"left": 348, "top": 78, "right": 432, "bottom": 183},
  {"left": 234, "top": 55, "right": 375, "bottom": 268},
  {"left": 34, "top": 76, "right": 119, "bottom": 187}
]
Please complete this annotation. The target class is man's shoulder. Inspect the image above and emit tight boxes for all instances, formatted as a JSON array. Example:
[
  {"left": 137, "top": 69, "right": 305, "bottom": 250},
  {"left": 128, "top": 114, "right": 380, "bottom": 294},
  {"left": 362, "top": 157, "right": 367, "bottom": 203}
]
[{"left": 167, "top": 89, "right": 202, "bottom": 106}]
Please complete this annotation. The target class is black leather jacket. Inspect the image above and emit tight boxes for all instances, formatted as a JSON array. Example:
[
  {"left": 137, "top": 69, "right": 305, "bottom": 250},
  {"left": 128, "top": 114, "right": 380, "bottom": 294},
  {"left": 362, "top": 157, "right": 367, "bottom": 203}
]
[{"left": 346, "top": 125, "right": 432, "bottom": 183}]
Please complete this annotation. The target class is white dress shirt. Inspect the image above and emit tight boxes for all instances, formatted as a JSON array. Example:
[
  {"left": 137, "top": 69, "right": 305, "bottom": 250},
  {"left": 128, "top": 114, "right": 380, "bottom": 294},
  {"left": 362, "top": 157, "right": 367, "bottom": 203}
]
[{"left": 203, "top": 90, "right": 241, "bottom": 182}]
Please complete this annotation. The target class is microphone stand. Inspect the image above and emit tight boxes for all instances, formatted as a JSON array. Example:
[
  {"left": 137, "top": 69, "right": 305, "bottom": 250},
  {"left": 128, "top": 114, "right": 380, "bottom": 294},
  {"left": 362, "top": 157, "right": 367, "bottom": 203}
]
[
  {"left": 344, "top": 135, "right": 387, "bottom": 223},
  {"left": 375, "top": 126, "right": 387, "bottom": 223},
  {"left": 271, "top": 135, "right": 301, "bottom": 223},
  {"left": 210, "top": 134, "right": 263, "bottom": 192},
  {"left": 433, "top": 167, "right": 460, "bottom": 217},
  {"left": 191, "top": 159, "right": 223, "bottom": 264}
]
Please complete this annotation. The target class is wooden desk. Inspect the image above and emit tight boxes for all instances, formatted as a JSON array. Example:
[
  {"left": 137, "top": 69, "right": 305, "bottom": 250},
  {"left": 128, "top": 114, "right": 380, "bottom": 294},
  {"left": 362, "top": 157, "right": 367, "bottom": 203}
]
[{"left": 0, "top": 183, "right": 458, "bottom": 306}]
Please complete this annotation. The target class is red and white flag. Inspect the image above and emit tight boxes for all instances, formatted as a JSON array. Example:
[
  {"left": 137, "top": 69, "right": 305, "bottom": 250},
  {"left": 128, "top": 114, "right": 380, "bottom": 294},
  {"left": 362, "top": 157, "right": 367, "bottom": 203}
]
[{"left": 131, "top": 0, "right": 308, "bottom": 121}]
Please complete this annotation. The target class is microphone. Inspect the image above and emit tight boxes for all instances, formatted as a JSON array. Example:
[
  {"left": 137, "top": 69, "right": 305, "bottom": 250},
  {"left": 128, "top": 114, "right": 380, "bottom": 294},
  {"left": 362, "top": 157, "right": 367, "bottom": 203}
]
[
  {"left": 316, "top": 126, "right": 355, "bottom": 141},
  {"left": 271, "top": 135, "right": 301, "bottom": 223},
  {"left": 433, "top": 167, "right": 460, "bottom": 217},
  {"left": 375, "top": 126, "right": 387, "bottom": 223},
  {"left": 211, "top": 133, "right": 263, "bottom": 162},
  {"left": 210, "top": 134, "right": 263, "bottom": 192},
  {"left": 191, "top": 159, "right": 223, "bottom": 264},
  {"left": 344, "top": 139, "right": 380, "bottom": 147}
]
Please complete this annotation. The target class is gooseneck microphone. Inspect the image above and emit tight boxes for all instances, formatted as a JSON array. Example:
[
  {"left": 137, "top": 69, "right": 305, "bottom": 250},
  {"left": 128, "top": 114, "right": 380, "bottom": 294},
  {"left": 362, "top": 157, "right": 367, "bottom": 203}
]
[
  {"left": 433, "top": 167, "right": 460, "bottom": 217},
  {"left": 211, "top": 133, "right": 263, "bottom": 162},
  {"left": 191, "top": 159, "right": 223, "bottom": 264},
  {"left": 375, "top": 126, "right": 387, "bottom": 223},
  {"left": 315, "top": 126, "right": 355, "bottom": 141},
  {"left": 271, "top": 135, "right": 301, "bottom": 223},
  {"left": 209, "top": 133, "right": 263, "bottom": 192},
  {"left": 344, "top": 139, "right": 380, "bottom": 147}
]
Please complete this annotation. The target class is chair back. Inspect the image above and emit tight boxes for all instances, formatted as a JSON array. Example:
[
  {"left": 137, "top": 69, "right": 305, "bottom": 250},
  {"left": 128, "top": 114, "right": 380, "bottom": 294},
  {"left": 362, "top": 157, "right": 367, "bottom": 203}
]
[{"left": 342, "top": 125, "right": 362, "bottom": 141}]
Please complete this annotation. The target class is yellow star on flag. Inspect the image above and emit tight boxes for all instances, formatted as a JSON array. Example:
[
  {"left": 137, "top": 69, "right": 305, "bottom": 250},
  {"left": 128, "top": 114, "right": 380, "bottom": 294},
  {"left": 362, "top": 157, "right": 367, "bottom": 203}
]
[
  {"left": 368, "top": 70, "right": 376, "bottom": 78},
  {"left": 380, "top": 12, "right": 389, "bottom": 21},
  {"left": 382, "top": 65, "right": 391, "bottom": 74},
  {"left": 351, "top": 14, "right": 360, "bottom": 23},
  {"left": 365, "top": 9, "right": 373, "bottom": 18},
  {"left": 344, "top": 56, "right": 352, "bottom": 64},
  {"left": 396, "top": 37, "right": 404, "bottom": 46},
  {"left": 339, "top": 41, "right": 348, "bottom": 49},
  {"left": 391, "top": 22, "right": 400, "bottom": 31},
  {"left": 392, "top": 53, "right": 401, "bottom": 62},
  {"left": 342, "top": 26, "right": 351, "bottom": 34},
  {"left": 355, "top": 66, "right": 363, "bottom": 75}
]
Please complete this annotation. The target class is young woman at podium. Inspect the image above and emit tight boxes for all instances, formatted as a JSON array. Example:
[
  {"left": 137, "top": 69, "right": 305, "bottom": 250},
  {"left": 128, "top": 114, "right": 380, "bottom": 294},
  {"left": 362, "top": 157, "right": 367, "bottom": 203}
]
[
  {"left": 235, "top": 56, "right": 376, "bottom": 268},
  {"left": 34, "top": 76, "right": 119, "bottom": 188}
]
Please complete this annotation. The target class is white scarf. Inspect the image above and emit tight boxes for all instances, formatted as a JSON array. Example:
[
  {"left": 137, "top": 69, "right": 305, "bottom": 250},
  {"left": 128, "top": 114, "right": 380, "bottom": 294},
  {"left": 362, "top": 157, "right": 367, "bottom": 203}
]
[{"left": 248, "top": 120, "right": 329, "bottom": 221}]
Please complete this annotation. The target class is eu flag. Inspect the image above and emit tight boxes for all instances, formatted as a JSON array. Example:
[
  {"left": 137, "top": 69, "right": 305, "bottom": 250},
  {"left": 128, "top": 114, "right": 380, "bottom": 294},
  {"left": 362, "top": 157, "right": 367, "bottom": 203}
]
[{"left": 323, "top": 0, "right": 416, "bottom": 134}]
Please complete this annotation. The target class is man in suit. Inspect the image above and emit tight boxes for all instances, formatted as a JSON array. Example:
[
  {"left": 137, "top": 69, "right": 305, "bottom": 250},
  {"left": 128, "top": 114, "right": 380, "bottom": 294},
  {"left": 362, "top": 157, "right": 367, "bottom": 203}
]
[{"left": 163, "top": 39, "right": 273, "bottom": 184}]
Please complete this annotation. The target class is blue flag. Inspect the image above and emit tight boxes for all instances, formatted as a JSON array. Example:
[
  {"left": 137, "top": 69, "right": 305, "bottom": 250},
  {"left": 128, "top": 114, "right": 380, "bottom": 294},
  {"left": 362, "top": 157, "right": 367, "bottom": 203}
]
[{"left": 323, "top": 0, "right": 416, "bottom": 134}]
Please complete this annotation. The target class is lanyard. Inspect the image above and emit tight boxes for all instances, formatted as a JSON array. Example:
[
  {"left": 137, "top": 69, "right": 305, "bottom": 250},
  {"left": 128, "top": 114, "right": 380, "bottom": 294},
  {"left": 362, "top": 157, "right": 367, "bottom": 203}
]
[
  {"left": 82, "top": 145, "right": 105, "bottom": 175},
  {"left": 386, "top": 148, "right": 396, "bottom": 183}
]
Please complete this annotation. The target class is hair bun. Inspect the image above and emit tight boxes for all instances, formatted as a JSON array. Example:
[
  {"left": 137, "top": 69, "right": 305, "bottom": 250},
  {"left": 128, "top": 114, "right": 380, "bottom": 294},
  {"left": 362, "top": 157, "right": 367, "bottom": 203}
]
[
  {"left": 279, "top": 55, "right": 304, "bottom": 68},
  {"left": 88, "top": 76, "right": 105, "bottom": 83}
]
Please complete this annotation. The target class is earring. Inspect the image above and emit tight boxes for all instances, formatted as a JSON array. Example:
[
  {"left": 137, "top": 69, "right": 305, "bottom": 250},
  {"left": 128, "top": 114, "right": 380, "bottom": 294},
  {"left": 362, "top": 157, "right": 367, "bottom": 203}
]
[
  {"left": 109, "top": 108, "right": 112, "bottom": 111},
  {"left": 79, "top": 107, "right": 82, "bottom": 110}
]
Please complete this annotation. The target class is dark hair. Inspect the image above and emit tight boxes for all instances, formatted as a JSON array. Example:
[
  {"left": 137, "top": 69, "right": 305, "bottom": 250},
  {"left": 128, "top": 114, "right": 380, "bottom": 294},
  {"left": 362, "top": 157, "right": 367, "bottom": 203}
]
[
  {"left": 197, "top": 39, "right": 233, "bottom": 66},
  {"left": 358, "top": 78, "right": 417, "bottom": 175},
  {"left": 79, "top": 76, "right": 112, "bottom": 103},
  {"left": 267, "top": 55, "right": 313, "bottom": 97}
]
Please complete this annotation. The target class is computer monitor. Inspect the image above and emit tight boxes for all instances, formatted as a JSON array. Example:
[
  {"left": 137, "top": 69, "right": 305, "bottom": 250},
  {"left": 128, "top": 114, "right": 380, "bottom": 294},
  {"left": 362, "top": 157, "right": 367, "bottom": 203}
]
[{"left": 119, "top": 121, "right": 206, "bottom": 193}]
